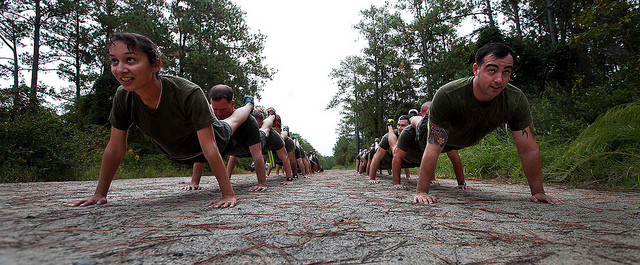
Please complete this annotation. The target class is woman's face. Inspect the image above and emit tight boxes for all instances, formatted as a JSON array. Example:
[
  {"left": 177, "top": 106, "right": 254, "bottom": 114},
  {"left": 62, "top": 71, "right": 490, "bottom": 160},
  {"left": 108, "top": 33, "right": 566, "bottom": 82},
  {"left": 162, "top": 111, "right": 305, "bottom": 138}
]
[{"left": 109, "top": 41, "right": 160, "bottom": 92}]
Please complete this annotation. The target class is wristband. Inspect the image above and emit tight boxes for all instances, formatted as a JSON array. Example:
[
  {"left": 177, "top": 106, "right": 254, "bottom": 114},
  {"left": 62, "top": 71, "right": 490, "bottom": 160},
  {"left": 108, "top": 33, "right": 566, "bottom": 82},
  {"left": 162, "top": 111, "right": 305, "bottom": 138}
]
[
  {"left": 458, "top": 181, "right": 466, "bottom": 186},
  {"left": 287, "top": 177, "right": 294, "bottom": 181}
]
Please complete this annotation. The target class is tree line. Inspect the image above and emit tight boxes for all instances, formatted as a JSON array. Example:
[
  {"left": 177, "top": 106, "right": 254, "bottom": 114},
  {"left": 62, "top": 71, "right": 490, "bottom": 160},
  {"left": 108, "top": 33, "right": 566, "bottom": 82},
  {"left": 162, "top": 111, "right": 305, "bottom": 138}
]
[{"left": 328, "top": 0, "right": 640, "bottom": 168}]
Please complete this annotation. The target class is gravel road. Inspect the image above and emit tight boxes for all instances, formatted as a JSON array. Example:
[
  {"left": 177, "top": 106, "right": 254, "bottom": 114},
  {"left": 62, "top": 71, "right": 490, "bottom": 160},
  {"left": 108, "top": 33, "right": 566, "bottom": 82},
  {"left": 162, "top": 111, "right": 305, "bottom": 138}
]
[{"left": 1, "top": 169, "right": 639, "bottom": 264}]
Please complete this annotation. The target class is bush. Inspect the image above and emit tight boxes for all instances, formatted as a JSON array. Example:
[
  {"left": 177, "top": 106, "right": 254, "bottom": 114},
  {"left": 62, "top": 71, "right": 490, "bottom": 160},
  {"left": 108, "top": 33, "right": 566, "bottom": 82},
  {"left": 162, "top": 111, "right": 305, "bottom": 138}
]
[
  {"left": 550, "top": 101, "right": 640, "bottom": 189},
  {"left": 0, "top": 107, "right": 88, "bottom": 182}
]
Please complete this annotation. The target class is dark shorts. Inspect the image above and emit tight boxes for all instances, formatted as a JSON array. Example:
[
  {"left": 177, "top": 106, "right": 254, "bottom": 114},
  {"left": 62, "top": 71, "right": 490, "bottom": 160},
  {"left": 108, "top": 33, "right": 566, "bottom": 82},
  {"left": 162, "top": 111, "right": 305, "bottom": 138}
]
[{"left": 169, "top": 121, "right": 236, "bottom": 165}]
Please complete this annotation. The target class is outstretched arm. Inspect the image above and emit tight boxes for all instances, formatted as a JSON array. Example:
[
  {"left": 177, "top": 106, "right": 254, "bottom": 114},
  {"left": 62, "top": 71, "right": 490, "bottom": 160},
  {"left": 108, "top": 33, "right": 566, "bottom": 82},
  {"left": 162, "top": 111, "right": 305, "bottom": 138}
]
[
  {"left": 511, "top": 123, "right": 563, "bottom": 204},
  {"left": 368, "top": 148, "right": 387, "bottom": 183},
  {"left": 391, "top": 148, "right": 409, "bottom": 190},
  {"left": 248, "top": 143, "right": 268, "bottom": 191},
  {"left": 197, "top": 125, "right": 237, "bottom": 208},
  {"left": 415, "top": 121, "right": 446, "bottom": 204},
  {"left": 64, "top": 127, "right": 128, "bottom": 207}
]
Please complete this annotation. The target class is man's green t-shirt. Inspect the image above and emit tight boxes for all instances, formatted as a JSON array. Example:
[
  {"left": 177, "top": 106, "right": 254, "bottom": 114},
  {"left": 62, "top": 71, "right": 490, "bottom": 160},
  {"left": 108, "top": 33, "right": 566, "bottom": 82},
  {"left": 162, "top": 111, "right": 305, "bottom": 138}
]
[
  {"left": 108, "top": 75, "right": 217, "bottom": 160},
  {"left": 426, "top": 76, "right": 532, "bottom": 150},
  {"left": 396, "top": 125, "right": 425, "bottom": 165},
  {"left": 261, "top": 128, "right": 286, "bottom": 155}
]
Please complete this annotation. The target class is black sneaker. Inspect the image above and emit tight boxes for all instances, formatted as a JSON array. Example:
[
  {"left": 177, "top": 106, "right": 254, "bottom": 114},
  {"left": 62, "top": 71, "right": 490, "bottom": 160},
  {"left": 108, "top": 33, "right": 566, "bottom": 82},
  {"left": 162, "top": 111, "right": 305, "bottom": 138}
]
[
  {"left": 386, "top": 119, "right": 394, "bottom": 126},
  {"left": 408, "top": 109, "right": 418, "bottom": 118}
]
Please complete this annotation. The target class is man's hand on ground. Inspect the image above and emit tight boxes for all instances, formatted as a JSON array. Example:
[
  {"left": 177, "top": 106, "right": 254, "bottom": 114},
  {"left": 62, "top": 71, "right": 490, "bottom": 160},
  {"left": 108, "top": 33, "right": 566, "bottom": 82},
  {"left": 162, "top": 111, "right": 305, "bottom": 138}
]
[
  {"left": 530, "top": 193, "right": 564, "bottom": 204},
  {"left": 248, "top": 185, "right": 268, "bottom": 192},
  {"left": 63, "top": 194, "right": 107, "bottom": 207},
  {"left": 181, "top": 184, "right": 202, "bottom": 190},
  {"left": 414, "top": 193, "right": 437, "bottom": 204},
  {"left": 208, "top": 195, "right": 236, "bottom": 208}
]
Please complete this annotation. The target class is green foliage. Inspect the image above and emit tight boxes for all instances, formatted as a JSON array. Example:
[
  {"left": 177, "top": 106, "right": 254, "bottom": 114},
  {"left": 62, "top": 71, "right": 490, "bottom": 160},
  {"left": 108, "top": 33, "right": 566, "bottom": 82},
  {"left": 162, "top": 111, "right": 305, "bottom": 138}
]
[
  {"left": 457, "top": 129, "right": 524, "bottom": 182},
  {"left": 333, "top": 135, "right": 357, "bottom": 166},
  {"left": 550, "top": 102, "right": 640, "bottom": 189},
  {"left": 0, "top": 107, "right": 88, "bottom": 182}
]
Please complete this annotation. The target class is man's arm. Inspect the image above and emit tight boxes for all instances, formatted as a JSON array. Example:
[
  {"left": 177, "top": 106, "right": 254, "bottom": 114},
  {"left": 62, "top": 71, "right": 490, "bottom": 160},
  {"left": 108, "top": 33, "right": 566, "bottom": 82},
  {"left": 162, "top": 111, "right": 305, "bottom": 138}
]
[
  {"left": 196, "top": 125, "right": 236, "bottom": 208},
  {"left": 64, "top": 127, "right": 128, "bottom": 206},
  {"left": 511, "top": 123, "right": 563, "bottom": 204},
  {"left": 446, "top": 150, "right": 470, "bottom": 190},
  {"left": 392, "top": 148, "right": 409, "bottom": 189},
  {"left": 248, "top": 143, "right": 268, "bottom": 191},
  {"left": 368, "top": 148, "right": 387, "bottom": 183},
  {"left": 276, "top": 147, "right": 294, "bottom": 185},
  {"left": 415, "top": 121, "right": 447, "bottom": 204}
]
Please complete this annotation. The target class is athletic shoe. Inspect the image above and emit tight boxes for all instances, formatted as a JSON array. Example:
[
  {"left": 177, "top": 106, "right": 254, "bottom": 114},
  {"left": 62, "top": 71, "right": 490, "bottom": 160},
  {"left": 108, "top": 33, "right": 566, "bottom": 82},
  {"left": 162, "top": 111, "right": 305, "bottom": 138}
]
[
  {"left": 408, "top": 109, "right": 418, "bottom": 118},
  {"left": 243, "top": 95, "right": 254, "bottom": 106},
  {"left": 282, "top": 125, "right": 289, "bottom": 133},
  {"left": 386, "top": 119, "right": 394, "bottom": 126},
  {"left": 273, "top": 114, "right": 282, "bottom": 128},
  {"left": 266, "top": 107, "right": 276, "bottom": 116}
]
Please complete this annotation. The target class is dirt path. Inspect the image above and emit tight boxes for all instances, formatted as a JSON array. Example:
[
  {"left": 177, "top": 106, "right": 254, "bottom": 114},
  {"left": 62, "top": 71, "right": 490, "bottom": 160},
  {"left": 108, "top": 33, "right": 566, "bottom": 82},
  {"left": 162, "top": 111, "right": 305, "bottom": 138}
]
[{"left": 1, "top": 170, "right": 639, "bottom": 264}]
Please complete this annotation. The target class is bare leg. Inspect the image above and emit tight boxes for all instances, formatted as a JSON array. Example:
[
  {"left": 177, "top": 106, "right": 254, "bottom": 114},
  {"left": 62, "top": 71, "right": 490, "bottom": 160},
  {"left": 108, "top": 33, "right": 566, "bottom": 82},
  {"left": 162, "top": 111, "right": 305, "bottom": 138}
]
[
  {"left": 387, "top": 121, "right": 398, "bottom": 155},
  {"left": 223, "top": 102, "right": 253, "bottom": 133},
  {"left": 259, "top": 115, "right": 276, "bottom": 136}
]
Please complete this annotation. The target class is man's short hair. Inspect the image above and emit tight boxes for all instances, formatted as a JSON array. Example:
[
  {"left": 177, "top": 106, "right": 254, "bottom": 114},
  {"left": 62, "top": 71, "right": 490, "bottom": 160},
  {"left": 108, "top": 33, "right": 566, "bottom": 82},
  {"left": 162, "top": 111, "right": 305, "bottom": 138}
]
[
  {"left": 420, "top": 101, "right": 432, "bottom": 113},
  {"left": 475, "top": 43, "right": 516, "bottom": 66},
  {"left": 208, "top": 84, "right": 234, "bottom": 102},
  {"left": 398, "top": 115, "right": 409, "bottom": 122}
]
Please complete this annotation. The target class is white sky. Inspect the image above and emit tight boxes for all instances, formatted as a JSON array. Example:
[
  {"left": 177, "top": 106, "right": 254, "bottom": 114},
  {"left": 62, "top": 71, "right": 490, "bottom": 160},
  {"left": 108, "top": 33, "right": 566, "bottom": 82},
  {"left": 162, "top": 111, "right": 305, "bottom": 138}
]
[{"left": 232, "top": 0, "right": 389, "bottom": 156}]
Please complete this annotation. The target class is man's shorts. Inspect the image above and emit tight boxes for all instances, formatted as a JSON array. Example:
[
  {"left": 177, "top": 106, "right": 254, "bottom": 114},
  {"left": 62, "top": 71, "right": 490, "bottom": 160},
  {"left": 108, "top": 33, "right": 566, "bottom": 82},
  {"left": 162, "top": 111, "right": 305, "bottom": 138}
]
[{"left": 169, "top": 121, "right": 236, "bottom": 165}]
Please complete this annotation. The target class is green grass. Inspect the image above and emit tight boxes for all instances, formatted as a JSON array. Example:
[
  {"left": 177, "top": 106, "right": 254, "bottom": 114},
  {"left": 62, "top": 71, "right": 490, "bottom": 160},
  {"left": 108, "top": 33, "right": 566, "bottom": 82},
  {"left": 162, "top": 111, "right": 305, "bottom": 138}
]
[{"left": 548, "top": 101, "right": 640, "bottom": 189}]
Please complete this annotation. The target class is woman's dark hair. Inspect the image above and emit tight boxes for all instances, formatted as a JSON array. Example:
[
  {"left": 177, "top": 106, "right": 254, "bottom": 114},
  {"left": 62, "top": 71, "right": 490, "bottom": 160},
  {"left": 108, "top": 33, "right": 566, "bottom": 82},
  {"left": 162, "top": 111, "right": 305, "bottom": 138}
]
[
  {"left": 475, "top": 43, "right": 516, "bottom": 66},
  {"left": 107, "top": 33, "right": 162, "bottom": 76}
]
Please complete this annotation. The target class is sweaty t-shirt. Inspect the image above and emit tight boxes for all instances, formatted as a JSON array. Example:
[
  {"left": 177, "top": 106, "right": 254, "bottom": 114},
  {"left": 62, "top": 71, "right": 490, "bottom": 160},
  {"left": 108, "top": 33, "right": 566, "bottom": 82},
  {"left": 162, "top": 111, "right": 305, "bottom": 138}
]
[
  {"left": 109, "top": 75, "right": 217, "bottom": 160},
  {"left": 425, "top": 76, "right": 532, "bottom": 151}
]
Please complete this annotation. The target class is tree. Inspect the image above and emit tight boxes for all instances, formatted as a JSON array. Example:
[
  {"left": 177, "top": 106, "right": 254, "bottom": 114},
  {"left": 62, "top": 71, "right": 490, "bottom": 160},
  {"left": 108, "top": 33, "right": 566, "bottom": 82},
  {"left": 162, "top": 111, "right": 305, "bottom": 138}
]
[
  {"left": 48, "top": 0, "right": 97, "bottom": 100},
  {"left": 168, "top": 0, "right": 274, "bottom": 98},
  {"left": 353, "top": 5, "right": 411, "bottom": 139},
  {"left": 0, "top": 0, "right": 29, "bottom": 107},
  {"left": 396, "top": 0, "right": 472, "bottom": 96},
  {"left": 24, "top": 0, "right": 61, "bottom": 106}
]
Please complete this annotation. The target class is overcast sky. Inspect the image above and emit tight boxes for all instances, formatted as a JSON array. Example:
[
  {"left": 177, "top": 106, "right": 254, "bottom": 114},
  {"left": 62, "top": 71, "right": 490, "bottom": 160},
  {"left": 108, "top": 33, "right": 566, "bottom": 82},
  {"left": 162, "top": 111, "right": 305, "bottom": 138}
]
[{"left": 232, "top": 0, "right": 388, "bottom": 156}]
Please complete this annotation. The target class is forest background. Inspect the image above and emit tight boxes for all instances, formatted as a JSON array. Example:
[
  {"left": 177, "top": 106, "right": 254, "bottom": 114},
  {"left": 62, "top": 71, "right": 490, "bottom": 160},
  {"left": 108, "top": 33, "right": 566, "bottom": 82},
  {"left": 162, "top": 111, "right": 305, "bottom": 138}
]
[{"left": 1, "top": 0, "right": 639, "bottom": 190}]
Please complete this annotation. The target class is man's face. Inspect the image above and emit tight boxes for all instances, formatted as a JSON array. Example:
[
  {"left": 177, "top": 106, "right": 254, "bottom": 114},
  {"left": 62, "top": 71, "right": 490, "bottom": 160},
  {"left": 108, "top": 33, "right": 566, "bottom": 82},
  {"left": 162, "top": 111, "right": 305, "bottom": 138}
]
[
  {"left": 473, "top": 54, "right": 513, "bottom": 102},
  {"left": 397, "top": 119, "right": 409, "bottom": 133},
  {"left": 210, "top": 98, "right": 235, "bottom": 120}
]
